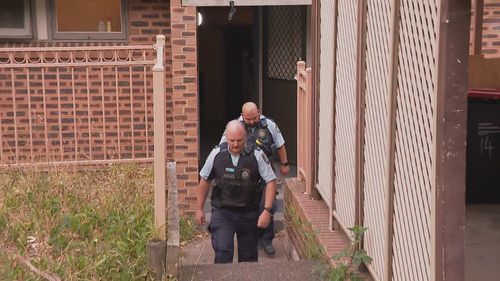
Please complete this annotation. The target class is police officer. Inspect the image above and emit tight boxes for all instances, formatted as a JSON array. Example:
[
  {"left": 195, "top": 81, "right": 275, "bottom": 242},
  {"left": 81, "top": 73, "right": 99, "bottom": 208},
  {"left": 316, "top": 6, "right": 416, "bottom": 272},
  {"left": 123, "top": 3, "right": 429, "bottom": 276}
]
[
  {"left": 196, "top": 120, "right": 277, "bottom": 263},
  {"left": 220, "top": 102, "right": 289, "bottom": 256}
]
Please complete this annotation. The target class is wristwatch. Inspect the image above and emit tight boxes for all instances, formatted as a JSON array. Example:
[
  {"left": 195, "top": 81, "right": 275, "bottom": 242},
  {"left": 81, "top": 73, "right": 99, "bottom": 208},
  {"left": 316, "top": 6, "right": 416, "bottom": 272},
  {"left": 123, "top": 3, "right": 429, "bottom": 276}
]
[
  {"left": 263, "top": 207, "right": 273, "bottom": 217},
  {"left": 281, "top": 162, "right": 289, "bottom": 166}
]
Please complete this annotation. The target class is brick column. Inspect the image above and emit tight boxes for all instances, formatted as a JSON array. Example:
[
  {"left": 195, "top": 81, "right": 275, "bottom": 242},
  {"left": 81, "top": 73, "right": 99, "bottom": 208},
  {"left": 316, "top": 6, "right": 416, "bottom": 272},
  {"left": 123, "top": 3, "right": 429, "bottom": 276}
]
[
  {"left": 129, "top": 0, "right": 173, "bottom": 161},
  {"left": 170, "top": 0, "right": 199, "bottom": 216}
]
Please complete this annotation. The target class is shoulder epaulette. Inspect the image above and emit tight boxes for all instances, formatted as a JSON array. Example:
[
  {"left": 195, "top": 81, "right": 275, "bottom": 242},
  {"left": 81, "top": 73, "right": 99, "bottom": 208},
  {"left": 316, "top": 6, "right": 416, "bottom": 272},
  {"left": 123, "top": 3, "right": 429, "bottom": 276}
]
[{"left": 260, "top": 118, "right": 268, "bottom": 127}]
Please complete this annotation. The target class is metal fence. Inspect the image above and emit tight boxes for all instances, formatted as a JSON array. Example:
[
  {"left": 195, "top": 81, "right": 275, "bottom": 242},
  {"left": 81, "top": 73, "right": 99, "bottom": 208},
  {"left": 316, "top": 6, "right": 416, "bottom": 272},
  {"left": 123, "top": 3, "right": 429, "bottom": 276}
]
[{"left": 0, "top": 43, "right": 160, "bottom": 166}]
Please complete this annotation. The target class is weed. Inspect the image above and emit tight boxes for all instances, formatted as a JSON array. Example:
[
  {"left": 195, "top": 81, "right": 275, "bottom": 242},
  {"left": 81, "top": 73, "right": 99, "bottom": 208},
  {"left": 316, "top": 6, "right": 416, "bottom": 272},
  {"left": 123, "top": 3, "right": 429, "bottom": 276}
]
[
  {"left": 286, "top": 205, "right": 325, "bottom": 260},
  {"left": 180, "top": 217, "right": 200, "bottom": 243},
  {"left": 329, "top": 225, "right": 372, "bottom": 281}
]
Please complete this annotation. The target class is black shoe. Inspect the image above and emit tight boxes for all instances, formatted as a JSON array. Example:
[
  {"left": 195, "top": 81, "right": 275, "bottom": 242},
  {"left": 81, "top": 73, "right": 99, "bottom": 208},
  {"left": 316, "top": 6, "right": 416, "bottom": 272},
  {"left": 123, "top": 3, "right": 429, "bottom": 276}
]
[{"left": 262, "top": 242, "right": 275, "bottom": 256}]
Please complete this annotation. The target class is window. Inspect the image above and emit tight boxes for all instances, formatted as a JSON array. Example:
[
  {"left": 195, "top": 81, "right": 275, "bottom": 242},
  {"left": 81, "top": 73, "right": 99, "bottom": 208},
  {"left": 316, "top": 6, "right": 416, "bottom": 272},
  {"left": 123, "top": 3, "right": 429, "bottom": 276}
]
[
  {"left": 0, "top": 0, "right": 33, "bottom": 39},
  {"left": 50, "top": 0, "right": 127, "bottom": 40}
]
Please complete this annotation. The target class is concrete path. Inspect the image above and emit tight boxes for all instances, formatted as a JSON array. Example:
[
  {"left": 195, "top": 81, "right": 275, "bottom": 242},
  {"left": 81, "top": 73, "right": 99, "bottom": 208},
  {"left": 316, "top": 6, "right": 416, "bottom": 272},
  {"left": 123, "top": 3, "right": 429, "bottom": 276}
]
[
  {"left": 179, "top": 231, "right": 330, "bottom": 281},
  {"left": 178, "top": 164, "right": 303, "bottom": 279},
  {"left": 466, "top": 205, "right": 500, "bottom": 281},
  {"left": 179, "top": 260, "right": 328, "bottom": 281},
  {"left": 180, "top": 230, "right": 287, "bottom": 266}
]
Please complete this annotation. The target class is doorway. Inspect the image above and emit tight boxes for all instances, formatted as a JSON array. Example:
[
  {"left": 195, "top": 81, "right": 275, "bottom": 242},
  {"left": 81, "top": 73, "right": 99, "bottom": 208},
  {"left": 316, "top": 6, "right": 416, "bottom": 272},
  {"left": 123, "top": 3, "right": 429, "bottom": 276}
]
[
  {"left": 198, "top": 6, "right": 256, "bottom": 161},
  {"left": 197, "top": 6, "right": 306, "bottom": 164}
]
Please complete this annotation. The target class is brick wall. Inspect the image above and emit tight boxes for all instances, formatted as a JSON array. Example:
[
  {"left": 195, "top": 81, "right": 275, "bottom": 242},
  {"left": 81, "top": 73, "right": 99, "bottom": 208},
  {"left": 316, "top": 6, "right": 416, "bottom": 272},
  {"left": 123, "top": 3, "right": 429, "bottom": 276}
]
[
  {"left": 170, "top": 0, "right": 199, "bottom": 216},
  {"left": 129, "top": 0, "right": 175, "bottom": 162},
  {"left": 0, "top": 0, "right": 200, "bottom": 216},
  {"left": 471, "top": 0, "right": 500, "bottom": 58},
  {"left": 0, "top": 64, "right": 155, "bottom": 163},
  {"left": 0, "top": 0, "right": 173, "bottom": 163},
  {"left": 284, "top": 181, "right": 327, "bottom": 262}
]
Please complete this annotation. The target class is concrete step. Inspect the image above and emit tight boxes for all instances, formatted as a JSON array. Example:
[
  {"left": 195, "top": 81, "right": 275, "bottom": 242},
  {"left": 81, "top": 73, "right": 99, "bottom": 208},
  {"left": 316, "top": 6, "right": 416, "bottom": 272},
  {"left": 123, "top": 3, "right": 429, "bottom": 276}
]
[{"left": 179, "top": 260, "right": 329, "bottom": 281}]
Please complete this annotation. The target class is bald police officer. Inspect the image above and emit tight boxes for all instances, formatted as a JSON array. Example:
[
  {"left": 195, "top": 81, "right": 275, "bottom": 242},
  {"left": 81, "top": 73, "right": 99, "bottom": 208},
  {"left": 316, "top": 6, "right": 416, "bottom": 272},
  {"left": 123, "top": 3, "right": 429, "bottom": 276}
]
[
  {"left": 220, "top": 102, "right": 289, "bottom": 256},
  {"left": 196, "top": 120, "right": 276, "bottom": 263}
]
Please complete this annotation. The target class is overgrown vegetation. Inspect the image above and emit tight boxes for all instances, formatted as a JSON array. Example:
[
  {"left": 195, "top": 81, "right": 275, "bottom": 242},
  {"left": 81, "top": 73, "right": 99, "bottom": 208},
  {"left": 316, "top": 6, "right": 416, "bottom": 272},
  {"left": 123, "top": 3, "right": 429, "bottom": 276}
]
[
  {"left": 329, "top": 225, "right": 372, "bottom": 281},
  {"left": 180, "top": 217, "right": 198, "bottom": 243},
  {"left": 0, "top": 164, "right": 185, "bottom": 280},
  {"left": 286, "top": 205, "right": 324, "bottom": 259}
]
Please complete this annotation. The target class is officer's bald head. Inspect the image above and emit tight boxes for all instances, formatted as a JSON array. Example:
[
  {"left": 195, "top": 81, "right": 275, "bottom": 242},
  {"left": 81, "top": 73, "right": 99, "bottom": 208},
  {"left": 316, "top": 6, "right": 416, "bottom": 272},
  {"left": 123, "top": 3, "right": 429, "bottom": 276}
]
[
  {"left": 226, "top": 120, "right": 245, "bottom": 135},
  {"left": 241, "top": 102, "right": 260, "bottom": 127},
  {"left": 225, "top": 120, "right": 246, "bottom": 155}
]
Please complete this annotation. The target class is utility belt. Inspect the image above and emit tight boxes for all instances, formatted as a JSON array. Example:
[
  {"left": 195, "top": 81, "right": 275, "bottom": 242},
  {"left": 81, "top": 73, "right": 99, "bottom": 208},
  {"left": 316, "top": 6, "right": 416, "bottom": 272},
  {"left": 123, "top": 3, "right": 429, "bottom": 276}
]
[
  {"left": 216, "top": 206, "right": 259, "bottom": 213},
  {"left": 210, "top": 182, "right": 261, "bottom": 209}
]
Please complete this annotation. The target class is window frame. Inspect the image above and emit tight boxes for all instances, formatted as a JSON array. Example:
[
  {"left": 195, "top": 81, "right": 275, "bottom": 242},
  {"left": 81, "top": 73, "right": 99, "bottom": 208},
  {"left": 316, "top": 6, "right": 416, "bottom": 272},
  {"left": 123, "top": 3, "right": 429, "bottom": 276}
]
[
  {"left": 0, "top": 0, "right": 34, "bottom": 39},
  {"left": 48, "top": 0, "right": 128, "bottom": 41}
]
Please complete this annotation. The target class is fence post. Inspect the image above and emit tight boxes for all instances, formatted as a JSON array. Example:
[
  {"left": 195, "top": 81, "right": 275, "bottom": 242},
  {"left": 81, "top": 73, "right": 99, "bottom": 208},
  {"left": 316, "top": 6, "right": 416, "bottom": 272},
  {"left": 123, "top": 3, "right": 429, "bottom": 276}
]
[
  {"left": 384, "top": 0, "right": 401, "bottom": 279},
  {"left": 305, "top": 67, "right": 313, "bottom": 196},
  {"left": 153, "top": 34, "right": 166, "bottom": 240},
  {"left": 296, "top": 60, "right": 305, "bottom": 183},
  {"left": 166, "top": 161, "right": 180, "bottom": 277},
  {"left": 433, "top": 1, "right": 469, "bottom": 280}
]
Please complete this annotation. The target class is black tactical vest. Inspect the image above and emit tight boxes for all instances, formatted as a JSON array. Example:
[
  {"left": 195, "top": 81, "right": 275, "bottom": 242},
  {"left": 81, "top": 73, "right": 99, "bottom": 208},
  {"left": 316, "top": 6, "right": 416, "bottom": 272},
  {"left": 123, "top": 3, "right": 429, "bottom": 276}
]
[
  {"left": 243, "top": 118, "right": 275, "bottom": 159},
  {"left": 209, "top": 143, "right": 262, "bottom": 209}
]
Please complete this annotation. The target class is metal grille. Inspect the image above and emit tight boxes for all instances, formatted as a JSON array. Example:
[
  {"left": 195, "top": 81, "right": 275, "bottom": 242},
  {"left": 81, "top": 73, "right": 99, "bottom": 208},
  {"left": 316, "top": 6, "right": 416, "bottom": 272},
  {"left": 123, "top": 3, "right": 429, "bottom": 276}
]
[
  {"left": 267, "top": 6, "right": 303, "bottom": 80},
  {"left": 317, "top": 0, "right": 335, "bottom": 207},
  {"left": 362, "top": 0, "right": 392, "bottom": 279},
  {"left": 392, "top": 1, "right": 438, "bottom": 280},
  {"left": 0, "top": 46, "right": 155, "bottom": 166},
  {"left": 333, "top": 0, "right": 358, "bottom": 232}
]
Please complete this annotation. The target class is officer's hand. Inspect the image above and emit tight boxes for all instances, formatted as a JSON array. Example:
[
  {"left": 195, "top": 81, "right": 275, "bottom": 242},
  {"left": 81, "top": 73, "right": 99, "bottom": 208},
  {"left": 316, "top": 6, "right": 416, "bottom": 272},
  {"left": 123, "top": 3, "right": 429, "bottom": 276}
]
[
  {"left": 196, "top": 209, "right": 205, "bottom": 225},
  {"left": 257, "top": 211, "right": 271, "bottom": 228},
  {"left": 280, "top": 164, "right": 290, "bottom": 175}
]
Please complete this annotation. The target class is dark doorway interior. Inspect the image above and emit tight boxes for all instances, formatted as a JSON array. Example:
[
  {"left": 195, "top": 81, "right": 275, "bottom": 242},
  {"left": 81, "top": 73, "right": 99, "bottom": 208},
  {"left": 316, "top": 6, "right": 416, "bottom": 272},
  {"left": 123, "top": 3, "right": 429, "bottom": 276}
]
[
  {"left": 466, "top": 96, "right": 500, "bottom": 204},
  {"left": 198, "top": 7, "right": 255, "bottom": 162},
  {"left": 225, "top": 27, "right": 254, "bottom": 119},
  {"left": 198, "top": 6, "right": 305, "bottom": 165}
]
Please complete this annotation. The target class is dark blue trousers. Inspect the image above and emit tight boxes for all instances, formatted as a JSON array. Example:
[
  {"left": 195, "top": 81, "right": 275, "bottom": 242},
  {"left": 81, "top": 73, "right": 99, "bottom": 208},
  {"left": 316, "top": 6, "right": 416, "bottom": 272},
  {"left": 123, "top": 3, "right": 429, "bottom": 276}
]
[
  {"left": 208, "top": 208, "right": 260, "bottom": 263},
  {"left": 259, "top": 185, "right": 276, "bottom": 243}
]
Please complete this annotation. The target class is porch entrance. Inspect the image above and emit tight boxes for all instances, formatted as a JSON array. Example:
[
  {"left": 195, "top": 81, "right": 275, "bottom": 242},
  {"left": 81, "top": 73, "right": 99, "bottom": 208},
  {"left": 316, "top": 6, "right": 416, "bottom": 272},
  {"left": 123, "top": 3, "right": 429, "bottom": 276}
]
[
  {"left": 198, "top": 6, "right": 255, "bottom": 161},
  {"left": 197, "top": 5, "right": 306, "bottom": 163}
]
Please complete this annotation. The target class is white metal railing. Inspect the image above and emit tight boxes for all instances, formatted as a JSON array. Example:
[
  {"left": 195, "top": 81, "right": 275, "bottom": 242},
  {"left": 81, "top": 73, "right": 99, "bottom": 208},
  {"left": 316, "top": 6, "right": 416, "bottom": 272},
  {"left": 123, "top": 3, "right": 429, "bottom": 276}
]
[{"left": 0, "top": 39, "right": 164, "bottom": 167}]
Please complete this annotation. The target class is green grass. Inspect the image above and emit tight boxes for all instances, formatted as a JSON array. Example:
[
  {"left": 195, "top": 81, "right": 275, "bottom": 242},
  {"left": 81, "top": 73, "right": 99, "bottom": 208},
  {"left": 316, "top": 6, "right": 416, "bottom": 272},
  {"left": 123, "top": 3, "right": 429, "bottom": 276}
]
[
  {"left": 0, "top": 164, "right": 160, "bottom": 280},
  {"left": 180, "top": 217, "right": 199, "bottom": 243}
]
